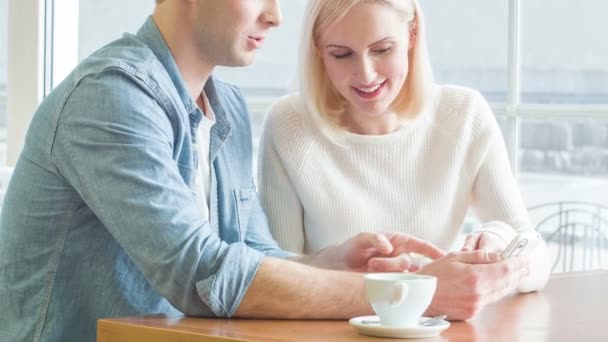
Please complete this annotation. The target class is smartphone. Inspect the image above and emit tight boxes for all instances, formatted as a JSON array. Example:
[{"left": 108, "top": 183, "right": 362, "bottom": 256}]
[{"left": 501, "top": 232, "right": 541, "bottom": 259}]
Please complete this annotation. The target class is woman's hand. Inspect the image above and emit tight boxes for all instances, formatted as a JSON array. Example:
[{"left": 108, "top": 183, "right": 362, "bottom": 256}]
[
  {"left": 311, "top": 232, "right": 445, "bottom": 272},
  {"left": 461, "top": 231, "right": 508, "bottom": 253},
  {"left": 419, "top": 250, "right": 530, "bottom": 320}
]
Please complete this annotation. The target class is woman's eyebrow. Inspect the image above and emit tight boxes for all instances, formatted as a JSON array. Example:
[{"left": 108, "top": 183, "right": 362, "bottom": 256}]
[{"left": 325, "top": 37, "right": 393, "bottom": 49}]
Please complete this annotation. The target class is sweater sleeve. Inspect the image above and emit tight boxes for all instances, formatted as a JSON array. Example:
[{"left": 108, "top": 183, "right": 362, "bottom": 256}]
[
  {"left": 469, "top": 106, "right": 531, "bottom": 232},
  {"left": 257, "top": 106, "right": 306, "bottom": 254},
  {"left": 469, "top": 93, "right": 550, "bottom": 292}
]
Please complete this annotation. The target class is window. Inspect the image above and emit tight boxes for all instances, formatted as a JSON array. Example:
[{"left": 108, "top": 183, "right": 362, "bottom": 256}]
[
  {"left": 515, "top": 0, "right": 608, "bottom": 208},
  {"left": 0, "top": 0, "right": 7, "bottom": 165},
  {"left": 20, "top": 0, "right": 608, "bottom": 209},
  {"left": 517, "top": 0, "right": 608, "bottom": 206},
  {"left": 522, "top": 0, "right": 608, "bottom": 105},
  {"left": 77, "top": 1, "right": 153, "bottom": 63},
  {"left": 421, "top": 0, "right": 608, "bottom": 208},
  {"left": 519, "top": 116, "right": 608, "bottom": 205},
  {"left": 52, "top": 0, "right": 153, "bottom": 86},
  {"left": 424, "top": 0, "right": 509, "bottom": 102}
]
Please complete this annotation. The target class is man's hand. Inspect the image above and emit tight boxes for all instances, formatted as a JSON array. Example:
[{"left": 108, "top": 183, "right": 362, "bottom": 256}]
[
  {"left": 305, "top": 232, "right": 445, "bottom": 272},
  {"left": 418, "top": 250, "right": 530, "bottom": 321},
  {"left": 461, "top": 231, "right": 508, "bottom": 253}
]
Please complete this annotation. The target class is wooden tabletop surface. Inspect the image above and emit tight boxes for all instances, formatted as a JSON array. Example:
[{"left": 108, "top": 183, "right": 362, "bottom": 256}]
[{"left": 98, "top": 270, "right": 608, "bottom": 341}]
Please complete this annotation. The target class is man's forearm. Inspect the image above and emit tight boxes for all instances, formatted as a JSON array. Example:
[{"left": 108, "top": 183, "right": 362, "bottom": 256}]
[
  {"left": 287, "top": 247, "right": 341, "bottom": 270},
  {"left": 234, "top": 257, "right": 372, "bottom": 319}
]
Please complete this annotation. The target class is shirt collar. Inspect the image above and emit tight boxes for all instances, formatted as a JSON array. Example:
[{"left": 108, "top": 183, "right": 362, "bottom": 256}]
[{"left": 136, "top": 16, "right": 198, "bottom": 114}]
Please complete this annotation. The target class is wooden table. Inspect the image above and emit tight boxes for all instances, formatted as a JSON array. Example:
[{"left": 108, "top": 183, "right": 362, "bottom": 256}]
[{"left": 98, "top": 271, "right": 608, "bottom": 341}]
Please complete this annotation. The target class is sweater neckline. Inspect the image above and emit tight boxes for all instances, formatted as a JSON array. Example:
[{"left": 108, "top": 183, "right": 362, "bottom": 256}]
[
  {"left": 328, "top": 86, "right": 441, "bottom": 146},
  {"left": 331, "top": 104, "right": 435, "bottom": 146}
]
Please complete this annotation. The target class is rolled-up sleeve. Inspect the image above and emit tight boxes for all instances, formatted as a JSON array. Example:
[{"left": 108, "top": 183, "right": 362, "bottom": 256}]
[{"left": 50, "top": 69, "right": 262, "bottom": 317}]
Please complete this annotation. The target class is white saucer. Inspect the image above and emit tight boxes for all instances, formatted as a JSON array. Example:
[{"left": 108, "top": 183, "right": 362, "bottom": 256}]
[{"left": 349, "top": 316, "right": 450, "bottom": 339}]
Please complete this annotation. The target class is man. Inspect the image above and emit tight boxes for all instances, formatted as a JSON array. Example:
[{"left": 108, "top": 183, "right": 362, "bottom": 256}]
[{"left": 0, "top": 1, "right": 533, "bottom": 341}]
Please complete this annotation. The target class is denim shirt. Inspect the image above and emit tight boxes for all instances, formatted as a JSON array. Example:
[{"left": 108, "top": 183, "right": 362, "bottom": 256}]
[{"left": 0, "top": 17, "right": 293, "bottom": 342}]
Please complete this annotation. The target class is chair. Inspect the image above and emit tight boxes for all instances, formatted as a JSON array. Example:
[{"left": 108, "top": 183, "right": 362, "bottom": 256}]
[{"left": 528, "top": 201, "right": 608, "bottom": 273}]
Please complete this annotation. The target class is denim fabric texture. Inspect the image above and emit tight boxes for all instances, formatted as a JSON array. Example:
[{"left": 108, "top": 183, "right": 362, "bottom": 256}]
[{"left": 0, "top": 17, "right": 293, "bottom": 342}]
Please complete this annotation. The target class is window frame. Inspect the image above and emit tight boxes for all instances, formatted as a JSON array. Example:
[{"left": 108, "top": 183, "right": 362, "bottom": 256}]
[
  {"left": 6, "top": 0, "right": 45, "bottom": 165},
  {"left": 5, "top": 0, "right": 78, "bottom": 165}
]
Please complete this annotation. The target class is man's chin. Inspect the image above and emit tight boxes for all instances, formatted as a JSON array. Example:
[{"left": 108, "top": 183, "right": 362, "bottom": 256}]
[{"left": 222, "top": 54, "right": 256, "bottom": 68}]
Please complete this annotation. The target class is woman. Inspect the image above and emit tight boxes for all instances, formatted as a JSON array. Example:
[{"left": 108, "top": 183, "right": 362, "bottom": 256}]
[{"left": 258, "top": 0, "right": 549, "bottom": 290}]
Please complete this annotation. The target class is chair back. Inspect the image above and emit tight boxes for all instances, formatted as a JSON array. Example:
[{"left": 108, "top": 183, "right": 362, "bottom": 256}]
[{"left": 528, "top": 201, "right": 608, "bottom": 272}]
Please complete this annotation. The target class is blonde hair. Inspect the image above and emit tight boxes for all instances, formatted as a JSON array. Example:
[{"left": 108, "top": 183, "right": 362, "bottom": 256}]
[{"left": 299, "top": 0, "right": 435, "bottom": 130}]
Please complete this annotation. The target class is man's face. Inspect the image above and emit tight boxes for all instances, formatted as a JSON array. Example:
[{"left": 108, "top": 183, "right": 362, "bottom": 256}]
[{"left": 195, "top": 0, "right": 282, "bottom": 67}]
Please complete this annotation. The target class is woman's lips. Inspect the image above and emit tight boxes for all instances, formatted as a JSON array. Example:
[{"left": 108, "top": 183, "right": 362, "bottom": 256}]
[{"left": 352, "top": 80, "right": 387, "bottom": 99}]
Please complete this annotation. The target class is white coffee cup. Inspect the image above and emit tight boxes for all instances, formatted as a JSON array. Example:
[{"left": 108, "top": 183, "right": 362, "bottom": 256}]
[{"left": 364, "top": 273, "right": 437, "bottom": 327}]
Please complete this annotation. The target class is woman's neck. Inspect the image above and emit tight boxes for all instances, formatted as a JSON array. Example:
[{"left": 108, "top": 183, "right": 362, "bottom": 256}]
[{"left": 341, "top": 110, "right": 402, "bottom": 135}]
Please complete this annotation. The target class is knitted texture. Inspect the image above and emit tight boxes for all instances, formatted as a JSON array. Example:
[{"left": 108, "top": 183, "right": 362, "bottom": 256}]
[{"left": 258, "top": 85, "right": 531, "bottom": 254}]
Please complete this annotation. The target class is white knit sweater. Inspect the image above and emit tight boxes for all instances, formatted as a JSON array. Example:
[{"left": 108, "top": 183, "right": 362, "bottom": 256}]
[{"left": 259, "top": 85, "right": 534, "bottom": 255}]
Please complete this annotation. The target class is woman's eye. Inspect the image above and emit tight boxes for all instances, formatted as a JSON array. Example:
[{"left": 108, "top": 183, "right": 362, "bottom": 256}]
[
  {"left": 374, "top": 47, "right": 392, "bottom": 54},
  {"left": 332, "top": 52, "right": 352, "bottom": 59}
]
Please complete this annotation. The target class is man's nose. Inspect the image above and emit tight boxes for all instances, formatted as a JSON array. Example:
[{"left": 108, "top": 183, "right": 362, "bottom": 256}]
[{"left": 261, "top": 0, "right": 282, "bottom": 27}]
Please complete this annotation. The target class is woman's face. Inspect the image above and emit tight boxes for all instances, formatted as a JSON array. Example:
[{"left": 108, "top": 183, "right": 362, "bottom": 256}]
[{"left": 319, "top": 2, "right": 412, "bottom": 131}]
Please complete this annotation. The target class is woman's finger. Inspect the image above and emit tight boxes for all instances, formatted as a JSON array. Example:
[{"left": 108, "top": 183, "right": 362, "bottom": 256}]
[
  {"left": 477, "top": 233, "right": 506, "bottom": 253},
  {"left": 461, "top": 233, "right": 481, "bottom": 251},
  {"left": 367, "top": 254, "right": 414, "bottom": 272}
]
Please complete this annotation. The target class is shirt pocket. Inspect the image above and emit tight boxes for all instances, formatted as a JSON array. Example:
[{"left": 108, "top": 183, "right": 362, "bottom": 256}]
[{"left": 233, "top": 187, "right": 256, "bottom": 242}]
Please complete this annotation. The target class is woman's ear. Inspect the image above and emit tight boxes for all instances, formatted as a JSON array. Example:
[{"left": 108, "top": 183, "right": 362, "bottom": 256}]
[{"left": 408, "top": 21, "right": 417, "bottom": 50}]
